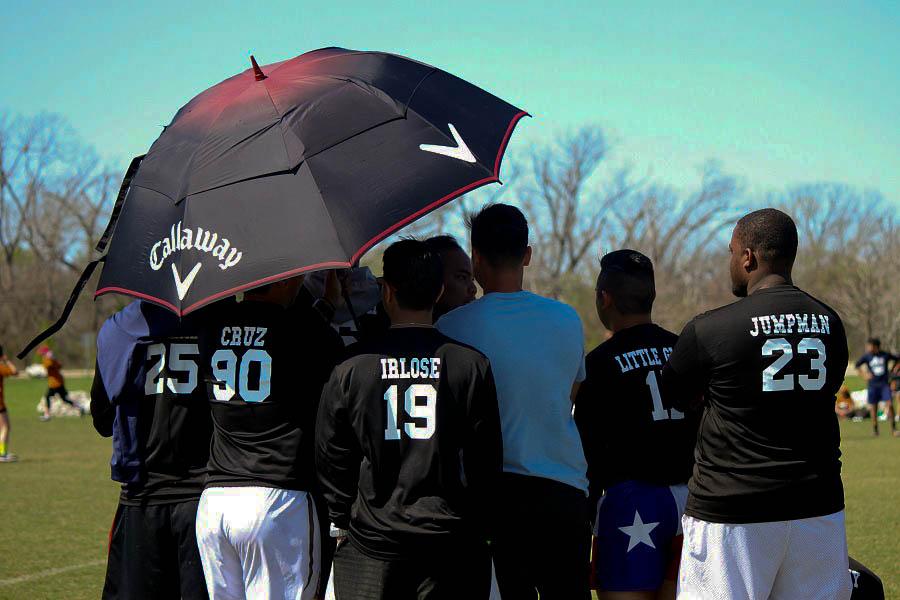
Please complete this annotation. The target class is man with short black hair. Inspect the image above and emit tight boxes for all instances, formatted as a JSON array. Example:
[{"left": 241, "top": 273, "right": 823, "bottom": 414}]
[
  {"left": 855, "top": 337, "right": 898, "bottom": 436},
  {"left": 437, "top": 203, "right": 591, "bottom": 600},
  {"left": 423, "top": 235, "right": 477, "bottom": 321},
  {"left": 576, "top": 250, "right": 698, "bottom": 600},
  {"left": 662, "top": 208, "right": 851, "bottom": 599},
  {"left": 196, "top": 276, "right": 343, "bottom": 600},
  {"left": 317, "top": 239, "right": 502, "bottom": 600}
]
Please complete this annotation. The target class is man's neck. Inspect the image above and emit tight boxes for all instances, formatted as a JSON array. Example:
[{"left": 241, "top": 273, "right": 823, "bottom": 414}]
[
  {"left": 390, "top": 308, "right": 434, "bottom": 327},
  {"left": 244, "top": 293, "right": 287, "bottom": 307},
  {"left": 610, "top": 313, "right": 652, "bottom": 333},
  {"left": 482, "top": 270, "right": 524, "bottom": 294},
  {"left": 747, "top": 272, "right": 792, "bottom": 295}
]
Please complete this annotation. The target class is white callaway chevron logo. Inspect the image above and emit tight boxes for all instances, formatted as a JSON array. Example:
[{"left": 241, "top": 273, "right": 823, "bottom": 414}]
[
  {"left": 419, "top": 123, "right": 476, "bottom": 163},
  {"left": 172, "top": 263, "right": 202, "bottom": 301}
]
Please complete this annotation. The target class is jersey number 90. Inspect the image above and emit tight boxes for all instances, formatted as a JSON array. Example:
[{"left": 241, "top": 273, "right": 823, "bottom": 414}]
[{"left": 210, "top": 349, "right": 273, "bottom": 403}]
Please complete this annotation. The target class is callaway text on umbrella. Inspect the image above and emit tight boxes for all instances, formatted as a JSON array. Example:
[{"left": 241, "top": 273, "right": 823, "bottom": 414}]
[{"left": 19, "top": 47, "right": 527, "bottom": 356}]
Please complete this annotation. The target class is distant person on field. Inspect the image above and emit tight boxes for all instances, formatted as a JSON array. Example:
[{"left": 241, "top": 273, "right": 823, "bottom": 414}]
[
  {"left": 424, "top": 234, "right": 477, "bottom": 321},
  {"left": 37, "top": 345, "right": 82, "bottom": 420},
  {"left": 575, "top": 250, "right": 699, "bottom": 600},
  {"left": 91, "top": 301, "right": 216, "bottom": 600},
  {"left": 661, "top": 208, "right": 851, "bottom": 600},
  {"left": 855, "top": 338, "right": 898, "bottom": 436},
  {"left": 0, "top": 345, "right": 19, "bottom": 462},
  {"left": 437, "top": 203, "right": 591, "bottom": 600},
  {"left": 835, "top": 386, "right": 855, "bottom": 420}
]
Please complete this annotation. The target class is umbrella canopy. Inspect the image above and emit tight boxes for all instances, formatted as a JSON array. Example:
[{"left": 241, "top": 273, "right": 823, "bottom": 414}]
[{"left": 96, "top": 47, "right": 527, "bottom": 315}]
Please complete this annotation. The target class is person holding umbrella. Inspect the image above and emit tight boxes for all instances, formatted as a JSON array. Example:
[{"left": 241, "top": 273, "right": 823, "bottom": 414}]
[{"left": 195, "top": 275, "right": 342, "bottom": 600}]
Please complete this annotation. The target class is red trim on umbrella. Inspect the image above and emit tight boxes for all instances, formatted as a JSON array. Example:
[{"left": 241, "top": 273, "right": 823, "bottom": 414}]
[
  {"left": 94, "top": 110, "right": 529, "bottom": 316},
  {"left": 96, "top": 260, "right": 350, "bottom": 316},
  {"left": 94, "top": 286, "right": 181, "bottom": 313},
  {"left": 350, "top": 109, "right": 529, "bottom": 263},
  {"left": 180, "top": 260, "right": 350, "bottom": 314}
]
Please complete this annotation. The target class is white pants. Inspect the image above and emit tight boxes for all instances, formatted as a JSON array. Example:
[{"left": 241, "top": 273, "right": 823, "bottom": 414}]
[
  {"left": 678, "top": 511, "right": 851, "bottom": 600},
  {"left": 196, "top": 487, "right": 320, "bottom": 600}
]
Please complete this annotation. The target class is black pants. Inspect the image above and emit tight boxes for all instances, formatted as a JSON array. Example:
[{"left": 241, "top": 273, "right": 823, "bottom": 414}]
[
  {"left": 103, "top": 500, "right": 208, "bottom": 600},
  {"left": 45, "top": 385, "right": 76, "bottom": 410},
  {"left": 333, "top": 539, "right": 491, "bottom": 600},
  {"left": 492, "top": 473, "right": 591, "bottom": 600}
]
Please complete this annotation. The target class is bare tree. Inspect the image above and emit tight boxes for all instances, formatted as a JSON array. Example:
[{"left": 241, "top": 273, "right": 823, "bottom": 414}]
[
  {"left": 522, "top": 126, "right": 634, "bottom": 298},
  {"left": 776, "top": 185, "right": 900, "bottom": 352}
]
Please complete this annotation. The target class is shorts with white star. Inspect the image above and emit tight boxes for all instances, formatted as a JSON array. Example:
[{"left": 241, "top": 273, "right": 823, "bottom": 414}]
[{"left": 591, "top": 481, "right": 688, "bottom": 592}]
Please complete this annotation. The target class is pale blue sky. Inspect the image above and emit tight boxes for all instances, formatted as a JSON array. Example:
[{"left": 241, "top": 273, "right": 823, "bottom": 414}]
[{"left": 3, "top": 0, "right": 898, "bottom": 202}]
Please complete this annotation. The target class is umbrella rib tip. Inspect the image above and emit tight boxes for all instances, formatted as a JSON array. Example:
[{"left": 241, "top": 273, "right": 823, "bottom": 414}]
[{"left": 250, "top": 55, "right": 267, "bottom": 81}]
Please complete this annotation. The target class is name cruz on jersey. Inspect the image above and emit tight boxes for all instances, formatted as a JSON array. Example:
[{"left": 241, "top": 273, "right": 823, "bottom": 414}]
[{"left": 210, "top": 325, "right": 273, "bottom": 403}]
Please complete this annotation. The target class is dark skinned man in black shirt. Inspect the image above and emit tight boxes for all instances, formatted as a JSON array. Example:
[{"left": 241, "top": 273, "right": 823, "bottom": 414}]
[{"left": 661, "top": 208, "right": 851, "bottom": 599}]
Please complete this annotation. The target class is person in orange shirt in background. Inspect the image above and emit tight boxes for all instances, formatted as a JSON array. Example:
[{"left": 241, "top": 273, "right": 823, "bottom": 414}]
[
  {"left": 37, "top": 346, "right": 82, "bottom": 421},
  {"left": 835, "top": 386, "right": 855, "bottom": 420},
  {"left": 0, "top": 345, "right": 19, "bottom": 462}
]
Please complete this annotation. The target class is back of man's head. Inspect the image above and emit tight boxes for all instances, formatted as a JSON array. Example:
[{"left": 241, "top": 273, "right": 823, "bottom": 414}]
[
  {"left": 734, "top": 208, "right": 799, "bottom": 267},
  {"left": 382, "top": 239, "right": 443, "bottom": 310},
  {"left": 597, "top": 249, "right": 656, "bottom": 314},
  {"left": 423, "top": 234, "right": 464, "bottom": 256},
  {"left": 469, "top": 203, "right": 529, "bottom": 268}
]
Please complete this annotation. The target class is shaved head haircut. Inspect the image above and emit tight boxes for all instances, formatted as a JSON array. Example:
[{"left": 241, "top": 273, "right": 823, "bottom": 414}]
[{"left": 734, "top": 208, "right": 799, "bottom": 266}]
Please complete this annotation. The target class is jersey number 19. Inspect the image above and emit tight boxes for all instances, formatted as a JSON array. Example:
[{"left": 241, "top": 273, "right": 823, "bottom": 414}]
[{"left": 384, "top": 384, "right": 437, "bottom": 440}]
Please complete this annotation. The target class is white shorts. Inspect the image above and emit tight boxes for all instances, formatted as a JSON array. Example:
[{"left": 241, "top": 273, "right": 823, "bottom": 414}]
[
  {"left": 677, "top": 510, "right": 852, "bottom": 600},
  {"left": 196, "top": 487, "right": 321, "bottom": 600}
]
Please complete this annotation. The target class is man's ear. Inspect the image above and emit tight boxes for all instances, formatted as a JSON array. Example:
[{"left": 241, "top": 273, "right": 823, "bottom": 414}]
[
  {"left": 435, "top": 284, "right": 445, "bottom": 304},
  {"left": 599, "top": 289, "right": 614, "bottom": 310},
  {"left": 523, "top": 246, "right": 533, "bottom": 267},
  {"left": 743, "top": 247, "right": 756, "bottom": 272}
]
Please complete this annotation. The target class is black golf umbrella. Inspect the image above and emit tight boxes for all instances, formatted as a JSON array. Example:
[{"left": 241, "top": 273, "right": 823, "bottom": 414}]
[{"left": 94, "top": 47, "right": 526, "bottom": 317}]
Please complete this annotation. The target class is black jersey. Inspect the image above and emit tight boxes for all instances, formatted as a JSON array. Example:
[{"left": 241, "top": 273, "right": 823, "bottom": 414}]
[
  {"left": 661, "top": 284, "right": 848, "bottom": 523},
  {"left": 575, "top": 324, "right": 698, "bottom": 498},
  {"left": 316, "top": 326, "right": 502, "bottom": 560},
  {"left": 91, "top": 301, "right": 213, "bottom": 505},
  {"left": 199, "top": 299, "right": 343, "bottom": 491}
]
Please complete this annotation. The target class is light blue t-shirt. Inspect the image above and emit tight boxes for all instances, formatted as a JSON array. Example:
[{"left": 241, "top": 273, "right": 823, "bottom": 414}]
[{"left": 437, "top": 290, "right": 589, "bottom": 493}]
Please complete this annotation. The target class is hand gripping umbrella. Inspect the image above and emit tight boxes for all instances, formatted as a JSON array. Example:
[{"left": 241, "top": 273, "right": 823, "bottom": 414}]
[{"left": 19, "top": 47, "right": 526, "bottom": 357}]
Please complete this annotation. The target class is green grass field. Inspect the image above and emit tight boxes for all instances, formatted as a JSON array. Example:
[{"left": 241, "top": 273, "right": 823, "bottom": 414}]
[{"left": 0, "top": 376, "right": 897, "bottom": 599}]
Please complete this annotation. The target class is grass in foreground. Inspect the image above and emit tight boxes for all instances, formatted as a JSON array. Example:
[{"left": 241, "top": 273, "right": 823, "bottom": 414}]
[{"left": 0, "top": 376, "right": 897, "bottom": 599}]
